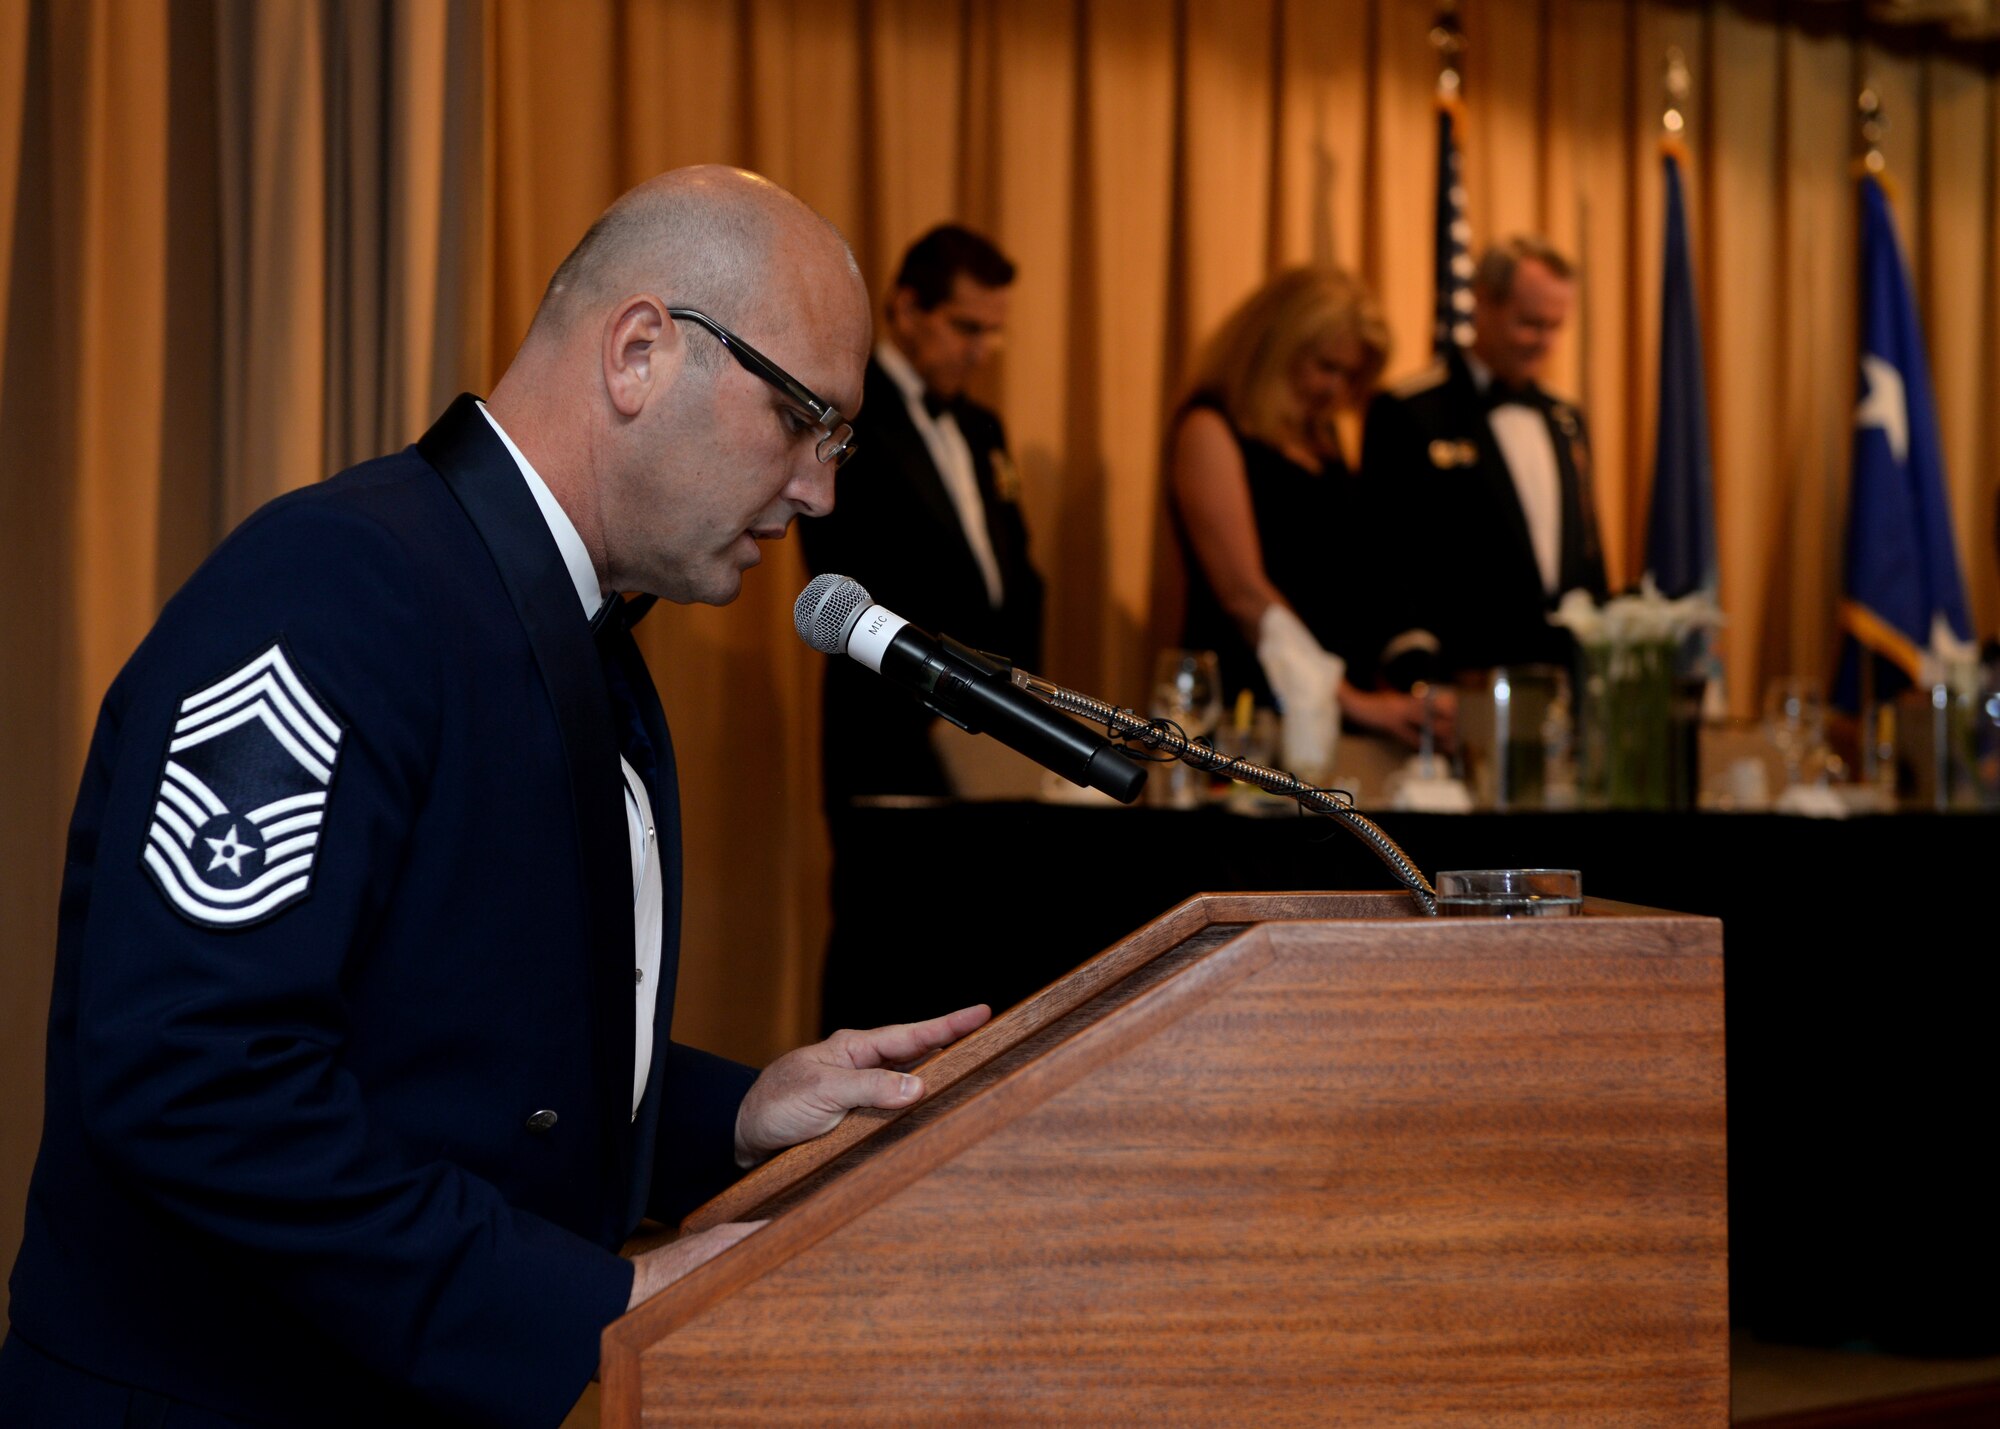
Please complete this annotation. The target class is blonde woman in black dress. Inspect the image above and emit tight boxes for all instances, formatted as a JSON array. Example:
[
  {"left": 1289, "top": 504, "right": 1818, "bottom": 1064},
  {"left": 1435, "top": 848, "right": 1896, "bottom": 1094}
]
[{"left": 1169, "top": 266, "right": 1454, "bottom": 762}]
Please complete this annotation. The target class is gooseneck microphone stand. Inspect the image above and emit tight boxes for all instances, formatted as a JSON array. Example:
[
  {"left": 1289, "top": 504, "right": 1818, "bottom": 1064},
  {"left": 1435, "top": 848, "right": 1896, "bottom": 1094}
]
[
  {"left": 1011, "top": 669, "right": 1441, "bottom": 917},
  {"left": 790, "top": 572, "right": 1439, "bottom": 915}
]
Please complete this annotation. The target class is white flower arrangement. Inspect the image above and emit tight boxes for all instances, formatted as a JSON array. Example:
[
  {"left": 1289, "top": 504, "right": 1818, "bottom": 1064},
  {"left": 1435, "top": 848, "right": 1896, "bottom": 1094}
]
[
  {"left": 1548, "top": 577, "right": 1726, "bottom": 809},
  {"left": 1548, "top": 575, "right": 1725, "bottom": 649}
]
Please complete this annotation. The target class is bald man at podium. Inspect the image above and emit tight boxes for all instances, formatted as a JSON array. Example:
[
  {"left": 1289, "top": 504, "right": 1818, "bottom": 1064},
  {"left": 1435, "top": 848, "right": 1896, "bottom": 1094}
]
[{"left": 0, "top": 167, "right": 986, "bottom": 1429}]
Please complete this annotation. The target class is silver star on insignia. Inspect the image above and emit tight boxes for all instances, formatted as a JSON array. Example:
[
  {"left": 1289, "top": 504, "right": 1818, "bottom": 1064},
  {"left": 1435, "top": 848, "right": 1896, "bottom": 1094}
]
[{"left": 203, "top": 823, "right": 258, "bottom": 878}]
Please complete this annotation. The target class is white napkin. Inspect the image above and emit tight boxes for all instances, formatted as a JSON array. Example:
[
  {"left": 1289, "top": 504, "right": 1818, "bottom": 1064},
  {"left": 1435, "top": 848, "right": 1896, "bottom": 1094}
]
[
  {"left": 1774, "top": 782, "right": 1849, "bottom": 819},
  {"left": 1257, "top": 604, "right": 1343, "bottom": 781},
  {"left": 1388, "top": 755, "right": 1475, "bottom": 812}
]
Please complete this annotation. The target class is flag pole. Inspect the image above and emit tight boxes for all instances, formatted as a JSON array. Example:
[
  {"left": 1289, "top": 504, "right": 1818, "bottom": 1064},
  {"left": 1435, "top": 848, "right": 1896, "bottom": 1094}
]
[
  {"left": 1650, "top": 47, "right": 1725, "bottom": 712},
  {"left": 1834, "top": 76, "right": 1976, "bottom": 794},
  {"left": 1651, "top": 49, "right": 1728, "bottom": 801},
  {"left": 1855, "top": 83, "right": 1888, "bottom": 793}
]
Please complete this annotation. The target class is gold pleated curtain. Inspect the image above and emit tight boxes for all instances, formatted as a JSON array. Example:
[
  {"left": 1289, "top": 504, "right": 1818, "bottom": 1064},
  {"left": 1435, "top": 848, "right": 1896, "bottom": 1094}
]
[{"left": 4, "top": 1, "right": 1998, "bottom": 1300}]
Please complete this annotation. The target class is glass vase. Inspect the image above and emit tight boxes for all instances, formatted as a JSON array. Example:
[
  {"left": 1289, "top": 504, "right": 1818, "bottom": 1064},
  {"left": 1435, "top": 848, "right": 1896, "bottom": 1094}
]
[
  {"left": 1578, "top": 640, "right": 1678, "bottom": 810},
  {"left": 1576, "top": 643, "right": 1612, "bottom": 810}
]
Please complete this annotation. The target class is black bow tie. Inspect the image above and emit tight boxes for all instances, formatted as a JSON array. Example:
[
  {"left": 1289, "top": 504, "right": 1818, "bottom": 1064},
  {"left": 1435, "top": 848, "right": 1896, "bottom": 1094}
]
[
  {"left": 921, "top": 389, "right": 955, "bottom": 420},
  {"left": 591, "top": 592, "right": 657, "bottom": 635},
  {"left": 1484, "top": 380, "right": 1539, "bottom": 411}
]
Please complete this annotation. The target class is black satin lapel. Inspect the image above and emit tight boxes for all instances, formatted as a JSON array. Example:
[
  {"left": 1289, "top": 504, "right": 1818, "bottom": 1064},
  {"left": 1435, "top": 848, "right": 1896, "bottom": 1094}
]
[
  {"left": 867, "top": 364, "right": 978, "bottom": 556},
  {"left": 1551, "top": 419, "right": 1601, "bottom": 592},
  {"left": 419, "top": 395, "right": 637, "bottom": 1209}
]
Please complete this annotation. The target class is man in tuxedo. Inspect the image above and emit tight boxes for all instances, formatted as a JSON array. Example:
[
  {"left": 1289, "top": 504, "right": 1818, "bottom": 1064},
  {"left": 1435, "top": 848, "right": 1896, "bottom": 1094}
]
[
  {"left": 1360, "top": 235, "right": 1608, "bottom": 682},
  {"left": 799, "top": 224, "right": 1045, "bottom": 804},
  {"left": 0, "top": 166, "right": 987, "bottom": 1429}
]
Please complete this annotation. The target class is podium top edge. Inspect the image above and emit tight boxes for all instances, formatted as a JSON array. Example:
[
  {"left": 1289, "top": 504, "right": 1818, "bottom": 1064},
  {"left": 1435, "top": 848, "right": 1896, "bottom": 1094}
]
[{"left": 1179, "top": 890, "right": 1717, "bottom": 922}]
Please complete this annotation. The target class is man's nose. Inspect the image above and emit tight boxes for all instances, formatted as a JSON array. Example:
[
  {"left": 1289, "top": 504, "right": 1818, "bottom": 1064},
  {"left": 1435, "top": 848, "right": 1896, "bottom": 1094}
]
[{"left": 793, "top": 459, "right": 836, "bottom": 519}]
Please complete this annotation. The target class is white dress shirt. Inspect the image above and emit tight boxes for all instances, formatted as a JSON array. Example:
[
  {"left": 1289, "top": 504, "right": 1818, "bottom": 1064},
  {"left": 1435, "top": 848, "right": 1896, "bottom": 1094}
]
[
  {"left": 478, "top": 403, "right": 661, "bottom": 1121},
  {"left": 875, "top": 340, "right": 1005, "bottom": 608},
  {"left": 1467, "top": 354, "right": 1563, "bottom": 597}
]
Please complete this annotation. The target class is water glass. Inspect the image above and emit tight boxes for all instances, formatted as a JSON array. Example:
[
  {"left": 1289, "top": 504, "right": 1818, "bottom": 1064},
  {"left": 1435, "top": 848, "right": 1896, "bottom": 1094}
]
[
  {"left": 1151, "top": 649, "right": 1224, "bottom": 740},
  {"left": 1978, "top": 682, "right": 2000, "bottom": 810},
  {"left": 1213, "top": 705, "right": 1284, "bottom": 815},
  {"left": 1460, "top": 664, "right": 1568, "bottom": 809},
  {"left": 1763, "top": 677, "right": 1827, "bottom": 787},
  {"left": 1148, "top": 649, "right": 1223, "bottom": 809}
]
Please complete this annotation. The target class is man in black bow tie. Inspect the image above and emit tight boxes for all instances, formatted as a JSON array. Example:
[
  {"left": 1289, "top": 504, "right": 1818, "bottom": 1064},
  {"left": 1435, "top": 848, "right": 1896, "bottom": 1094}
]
[
  {"left": 800, "top": 224, "right": 1046, "bottom": 807},
  {"left": 1360, "top": 235, "right": 1608, "bottom": 683}
]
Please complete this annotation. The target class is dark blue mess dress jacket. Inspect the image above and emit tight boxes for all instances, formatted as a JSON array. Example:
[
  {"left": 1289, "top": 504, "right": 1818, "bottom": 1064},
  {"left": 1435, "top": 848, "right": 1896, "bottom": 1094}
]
[{"left": 3, "top": 395, "right": 756, "bottom": 1428}]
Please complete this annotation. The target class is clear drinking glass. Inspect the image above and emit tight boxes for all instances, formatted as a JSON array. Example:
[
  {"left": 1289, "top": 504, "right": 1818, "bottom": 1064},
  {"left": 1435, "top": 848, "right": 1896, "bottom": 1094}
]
[
  {"left": 1152, "top": 649, "right": 1224, "bottom": 738},
  {"left": 1976, "top": 681, "right": 2000, "bottom": 810},
  {"left": 1763, "top": 677, "right": 1827, "bottom": 787},
  {"left": 1148, "top": 649, "right": 1223, "bottom": 808},
  {"left": 1213, "top": 705, "right": 1283, "bottom": 814},
  {"left": 1435, "top": 868, "right": 1583, "bottom": 918},
  {"left": 1460, "top": 664, "right": 1567, "bottom": 809}
]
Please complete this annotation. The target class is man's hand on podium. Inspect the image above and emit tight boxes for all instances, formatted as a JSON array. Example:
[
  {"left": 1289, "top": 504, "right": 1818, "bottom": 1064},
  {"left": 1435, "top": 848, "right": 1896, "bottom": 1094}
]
[
  {"left": 732, "top": 1004, "right": 993, "bottom": 1169},
  {"left": 625, "top": 1221, "right": 767, "bottom": 1311}
]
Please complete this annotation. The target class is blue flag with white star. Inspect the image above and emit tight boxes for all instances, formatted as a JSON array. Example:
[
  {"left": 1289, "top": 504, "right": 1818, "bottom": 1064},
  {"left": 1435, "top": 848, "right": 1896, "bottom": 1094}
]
[
  {"left": 1433, "top": 103, "right": 1473, "bottom": 355},
  {"left": 1834, "top": 175, "right": 1974, "bottom": 708}
]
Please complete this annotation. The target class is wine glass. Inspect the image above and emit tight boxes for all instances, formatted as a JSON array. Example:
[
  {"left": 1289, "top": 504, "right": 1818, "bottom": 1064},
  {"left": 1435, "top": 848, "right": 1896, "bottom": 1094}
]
[
  {"left": 1151, "top": 649, "right": 1224, "bottom": 739},
  {"left": 1149, "top": 649, "right": 1223, "bottom": 807},
  {"left": 1763, "top": 676, "right": 1826, "bottom": 788}
]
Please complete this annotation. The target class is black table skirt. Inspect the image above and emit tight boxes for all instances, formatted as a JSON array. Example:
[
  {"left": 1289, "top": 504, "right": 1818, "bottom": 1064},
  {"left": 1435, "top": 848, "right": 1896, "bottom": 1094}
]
[{"left": 820, "top": 803, "right": 1999, "bottom": 1356}]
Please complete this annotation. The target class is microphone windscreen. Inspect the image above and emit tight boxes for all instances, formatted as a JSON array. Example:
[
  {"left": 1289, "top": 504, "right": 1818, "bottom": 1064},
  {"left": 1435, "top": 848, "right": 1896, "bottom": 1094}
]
[{"left": 794, "top": 573, "right": 874, "bottom": 655}]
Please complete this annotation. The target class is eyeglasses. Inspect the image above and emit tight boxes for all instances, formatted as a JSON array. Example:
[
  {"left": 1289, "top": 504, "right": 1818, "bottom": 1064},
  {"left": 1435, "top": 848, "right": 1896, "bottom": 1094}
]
[{"left": 666, "top": 308, "right": 857, "bottom": 467}]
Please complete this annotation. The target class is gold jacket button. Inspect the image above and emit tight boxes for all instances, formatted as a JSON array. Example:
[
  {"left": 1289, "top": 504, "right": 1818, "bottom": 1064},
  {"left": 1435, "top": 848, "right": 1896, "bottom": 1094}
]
[{"left": 525, "top": 1109, "right": 558, "bottom": 1133}]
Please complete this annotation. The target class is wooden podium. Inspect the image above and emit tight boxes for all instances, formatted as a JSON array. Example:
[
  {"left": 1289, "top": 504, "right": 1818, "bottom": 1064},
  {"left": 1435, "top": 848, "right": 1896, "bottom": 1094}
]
[{"left": 603, "top": 893, "right": 1727, "bottom": 1426}]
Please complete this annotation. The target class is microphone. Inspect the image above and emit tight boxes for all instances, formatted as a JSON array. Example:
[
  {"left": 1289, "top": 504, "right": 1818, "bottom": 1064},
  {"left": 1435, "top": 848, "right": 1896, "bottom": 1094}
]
[{"left": 793, "top": 574, "right": 1148, "bottom": 805}]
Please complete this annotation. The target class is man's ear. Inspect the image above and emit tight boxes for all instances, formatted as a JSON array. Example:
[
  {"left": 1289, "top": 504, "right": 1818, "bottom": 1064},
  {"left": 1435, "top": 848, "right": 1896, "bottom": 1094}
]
[{"left": 604, "top": 296, "right": 674, "bottom": 418}]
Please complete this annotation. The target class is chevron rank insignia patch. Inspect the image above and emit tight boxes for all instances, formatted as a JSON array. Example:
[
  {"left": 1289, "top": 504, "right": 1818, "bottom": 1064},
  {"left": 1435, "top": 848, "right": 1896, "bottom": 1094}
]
[{"left": 141, "top": 642, "right": 345, "bottom": 929}]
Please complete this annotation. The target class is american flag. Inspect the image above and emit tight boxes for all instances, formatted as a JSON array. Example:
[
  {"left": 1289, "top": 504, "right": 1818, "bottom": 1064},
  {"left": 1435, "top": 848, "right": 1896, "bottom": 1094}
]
[{"left": 1432, "top": 80, "right": 1473, "bottom": 352}]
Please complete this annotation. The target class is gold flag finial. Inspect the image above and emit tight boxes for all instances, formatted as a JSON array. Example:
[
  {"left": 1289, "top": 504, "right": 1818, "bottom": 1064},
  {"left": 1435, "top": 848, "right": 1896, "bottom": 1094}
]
[
  {"left": 1661, "top": 46, "right": 1693, "bottom": 162},
  {"left": 1663, "top": 47, "right": 1690, "bottom": 138},
  {"left": 1430, "top": 0, "right": 1466, "bottom": 102}
]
